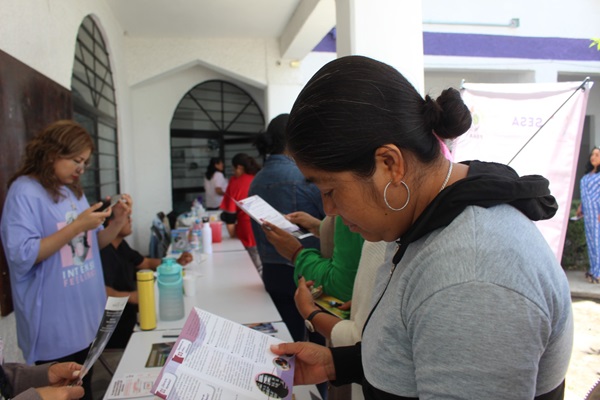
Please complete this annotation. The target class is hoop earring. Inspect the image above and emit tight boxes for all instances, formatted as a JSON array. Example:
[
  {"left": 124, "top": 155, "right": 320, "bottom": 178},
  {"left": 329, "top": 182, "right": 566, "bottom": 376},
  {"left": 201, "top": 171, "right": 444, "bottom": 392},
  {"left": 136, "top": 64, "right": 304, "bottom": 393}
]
[{"left": 383, "top": 180, "right": 410, "bottom": 211}]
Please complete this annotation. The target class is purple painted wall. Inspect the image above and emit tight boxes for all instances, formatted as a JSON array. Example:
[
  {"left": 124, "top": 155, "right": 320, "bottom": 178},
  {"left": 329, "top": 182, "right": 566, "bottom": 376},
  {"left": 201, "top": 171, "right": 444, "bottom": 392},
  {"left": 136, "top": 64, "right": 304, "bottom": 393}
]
[{"left": 314, "top": 29, "right": 600, "bottom": 61}]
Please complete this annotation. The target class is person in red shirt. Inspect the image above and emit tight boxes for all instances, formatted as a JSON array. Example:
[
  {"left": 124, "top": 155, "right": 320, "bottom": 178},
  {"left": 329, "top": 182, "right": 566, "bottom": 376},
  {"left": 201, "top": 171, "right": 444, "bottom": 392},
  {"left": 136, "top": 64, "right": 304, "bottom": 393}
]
[{"left": 220, "top": 153, "right": 262, "bottom": 273}]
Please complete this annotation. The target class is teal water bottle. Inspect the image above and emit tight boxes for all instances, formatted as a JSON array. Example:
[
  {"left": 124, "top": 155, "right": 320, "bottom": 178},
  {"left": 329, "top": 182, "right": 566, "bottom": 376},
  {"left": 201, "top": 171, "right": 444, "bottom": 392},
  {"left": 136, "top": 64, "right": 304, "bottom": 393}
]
[{"left": 157, "top": 257, "right": 184, "bottom": 321}]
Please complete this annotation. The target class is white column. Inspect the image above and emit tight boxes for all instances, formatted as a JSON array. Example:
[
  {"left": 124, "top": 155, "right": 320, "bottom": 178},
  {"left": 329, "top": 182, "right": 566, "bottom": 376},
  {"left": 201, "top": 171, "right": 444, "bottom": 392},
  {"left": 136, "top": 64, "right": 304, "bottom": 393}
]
[
  {"left": 264, "top": 41, "right": 307, "bottom": 121},
  {"left": 265, "top": 84, "right": 304, "bottom": 121},
  {"left": 335, "top": 0, "right": 425, "bottom": 94}
]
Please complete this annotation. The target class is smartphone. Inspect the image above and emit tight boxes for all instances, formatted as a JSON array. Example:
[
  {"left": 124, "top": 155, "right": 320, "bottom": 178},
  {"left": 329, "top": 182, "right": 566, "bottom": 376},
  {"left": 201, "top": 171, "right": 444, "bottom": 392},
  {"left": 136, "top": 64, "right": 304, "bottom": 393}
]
[{"left": 97, "top": 194, "right": 123, "bottom": 212}]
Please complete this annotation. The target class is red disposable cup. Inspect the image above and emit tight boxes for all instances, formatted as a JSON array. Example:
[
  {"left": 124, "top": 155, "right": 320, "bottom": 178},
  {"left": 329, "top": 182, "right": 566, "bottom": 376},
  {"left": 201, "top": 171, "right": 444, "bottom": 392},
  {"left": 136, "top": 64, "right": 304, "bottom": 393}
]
[{"left": 210, "top": 221, "right": 222, "bottom": 243}]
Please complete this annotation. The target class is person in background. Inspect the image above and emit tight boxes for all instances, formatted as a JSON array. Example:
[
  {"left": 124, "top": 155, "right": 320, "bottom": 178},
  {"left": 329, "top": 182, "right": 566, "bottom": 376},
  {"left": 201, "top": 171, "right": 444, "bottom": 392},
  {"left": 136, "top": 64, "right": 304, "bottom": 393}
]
[
  {"left": 204, "top": 157, "right": 228, "bottom": 210},
  {"left": 220, "top": 153, "right": 262, "bottom": 272},
  {"left": 248, "top": 113, "right": 326, "bottom": 342},
  {"left": 0, "top": 120, "right": 131, "bottom": 400},
  {"left": 293, "top": 240, "right": 387, "bottom": 400},
  {"left": 270, "top": 55, "right": 572, "bottom": 399},
  {"left": 100, "top": 196, "right": 193, "bottom": 348},
  {"left": 0, "top": 361, "right": 83, "bottom": 400},
  {"left": 577, "top": 147, "right": 600, "bottom": 284},
  {"left": 263, "top": 212, "right": 363, "bottom": 400},
  {"left": 264, "top": 212, "right": 363, "bottom": 302}
]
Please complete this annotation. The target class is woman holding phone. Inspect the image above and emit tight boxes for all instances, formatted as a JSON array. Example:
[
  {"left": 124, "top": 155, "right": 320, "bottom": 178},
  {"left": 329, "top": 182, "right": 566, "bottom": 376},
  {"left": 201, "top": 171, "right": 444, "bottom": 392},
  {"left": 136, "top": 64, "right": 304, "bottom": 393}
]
[{"left": 0, "top": 120, "right": 131, "bottom": 399}]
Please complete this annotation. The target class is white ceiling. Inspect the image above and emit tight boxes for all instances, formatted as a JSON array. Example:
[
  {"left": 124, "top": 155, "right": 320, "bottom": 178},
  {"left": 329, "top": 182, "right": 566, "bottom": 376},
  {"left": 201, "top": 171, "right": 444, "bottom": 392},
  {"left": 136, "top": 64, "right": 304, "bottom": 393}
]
[{"left": 105, "top": 0, "right": 336, "bottom": 59}]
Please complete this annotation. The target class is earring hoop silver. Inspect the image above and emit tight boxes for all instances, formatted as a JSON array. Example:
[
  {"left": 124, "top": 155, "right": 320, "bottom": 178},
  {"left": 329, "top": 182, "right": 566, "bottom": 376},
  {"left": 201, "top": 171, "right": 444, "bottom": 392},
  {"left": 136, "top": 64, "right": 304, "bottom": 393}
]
[{"left": 383, "top": 180, "right": 410, "bottom": 211}]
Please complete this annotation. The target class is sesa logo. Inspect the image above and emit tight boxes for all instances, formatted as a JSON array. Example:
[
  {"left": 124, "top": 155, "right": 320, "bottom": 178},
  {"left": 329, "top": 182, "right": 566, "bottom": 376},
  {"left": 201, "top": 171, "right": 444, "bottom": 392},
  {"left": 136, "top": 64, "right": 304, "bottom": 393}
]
[{"left": 512, "top": 116, "right": 543, "bottom": 128}]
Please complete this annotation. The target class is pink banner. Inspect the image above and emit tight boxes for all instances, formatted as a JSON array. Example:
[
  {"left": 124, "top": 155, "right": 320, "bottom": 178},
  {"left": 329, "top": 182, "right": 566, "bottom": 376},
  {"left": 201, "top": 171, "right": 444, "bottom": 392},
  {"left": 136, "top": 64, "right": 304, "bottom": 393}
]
[{"left": 453, "top": 81, "right": 593, "bottom": 261}]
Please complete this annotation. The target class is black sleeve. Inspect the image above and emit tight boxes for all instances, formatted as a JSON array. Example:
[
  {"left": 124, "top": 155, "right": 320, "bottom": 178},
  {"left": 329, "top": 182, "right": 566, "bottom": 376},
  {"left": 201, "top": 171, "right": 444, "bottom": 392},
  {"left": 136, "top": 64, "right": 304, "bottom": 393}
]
[
  {"left": 100, "top": 246, "right": 120, "bottom": 287},
  {"left": 330, "top": 342, "right": 364, "bottom": 386},
  {"left": 220, "top": 211, "right": 237, "bottom": 224},
  {"left": 120, "top": 241, "right": 145, "bottom": 267}
]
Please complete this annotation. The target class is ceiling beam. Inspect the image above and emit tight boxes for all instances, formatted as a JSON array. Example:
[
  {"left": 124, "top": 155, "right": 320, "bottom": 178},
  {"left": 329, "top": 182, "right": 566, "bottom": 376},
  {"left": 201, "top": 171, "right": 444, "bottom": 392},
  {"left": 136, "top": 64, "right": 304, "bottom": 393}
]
[{"left": 279, "top": 0, "right": 336, "bottom": 60}]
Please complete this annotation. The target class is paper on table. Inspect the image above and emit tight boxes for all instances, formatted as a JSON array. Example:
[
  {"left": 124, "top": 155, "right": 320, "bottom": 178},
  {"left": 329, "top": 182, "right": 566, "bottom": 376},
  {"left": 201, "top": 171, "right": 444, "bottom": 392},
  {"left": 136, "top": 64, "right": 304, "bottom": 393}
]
[
  {"left": 151, "top": 307, "right": 295, "bottom": 400},
  {"left": 105, "top": 372, "right": 159, "bottom": 399},
  {"left": 234, "top": 194, "right": 313, "bottom": 239},
  {"left": 146, "top": 342, "right": 176, "bottom": 367}
]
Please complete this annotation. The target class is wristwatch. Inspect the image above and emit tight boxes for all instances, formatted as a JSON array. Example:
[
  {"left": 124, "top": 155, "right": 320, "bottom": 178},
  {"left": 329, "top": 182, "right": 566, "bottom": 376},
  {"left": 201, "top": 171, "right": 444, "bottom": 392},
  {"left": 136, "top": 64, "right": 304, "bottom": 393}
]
[{"left": 304, "top": 309, "right": 327, "bottom": 333}]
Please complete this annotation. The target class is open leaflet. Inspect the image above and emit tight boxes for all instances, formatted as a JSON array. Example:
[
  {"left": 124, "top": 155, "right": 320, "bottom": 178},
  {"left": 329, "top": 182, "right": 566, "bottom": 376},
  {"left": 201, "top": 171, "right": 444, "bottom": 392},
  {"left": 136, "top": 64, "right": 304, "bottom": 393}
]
[
  {"left": 234, "top": 194, "right": 313, "bottom": 239},
  {"left": 79, "top": 296, "right": 128, "bottom": 382},
  {"left": 151, "top": 307, "right": 295, "bottom": 400}
]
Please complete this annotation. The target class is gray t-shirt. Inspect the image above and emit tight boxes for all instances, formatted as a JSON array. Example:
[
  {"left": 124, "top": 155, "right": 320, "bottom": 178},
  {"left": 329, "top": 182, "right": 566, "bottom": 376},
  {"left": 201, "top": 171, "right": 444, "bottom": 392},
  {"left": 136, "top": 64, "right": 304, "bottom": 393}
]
[{"left": 363, "top": 204, "right": 573, "bottom": 399}]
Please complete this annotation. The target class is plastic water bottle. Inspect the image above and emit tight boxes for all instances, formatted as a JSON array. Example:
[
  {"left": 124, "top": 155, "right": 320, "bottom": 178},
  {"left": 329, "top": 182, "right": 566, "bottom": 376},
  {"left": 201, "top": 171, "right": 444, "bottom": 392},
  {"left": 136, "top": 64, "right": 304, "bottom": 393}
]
[
  {"left": 157, "top": 258, "right": 184, "bottom": 321},
  {"left": 190, "top": 230, "right": 200, "bottom": 249},
  {"left": 192, "top": 218, "right": 202, "bottom": 231},
  {"left": 192, "top": 198, "right": 205, "bottom": 218},
  {"left": 202, "top": 216, "right": 213, "bottom": 254}
]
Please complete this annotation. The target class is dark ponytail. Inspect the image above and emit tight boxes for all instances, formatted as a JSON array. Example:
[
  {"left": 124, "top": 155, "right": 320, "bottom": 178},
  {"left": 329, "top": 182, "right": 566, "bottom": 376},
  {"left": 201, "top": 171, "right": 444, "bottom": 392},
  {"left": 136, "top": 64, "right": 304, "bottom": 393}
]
[{"left": 423, "top": 89, "right": 472, "bottom": 140}]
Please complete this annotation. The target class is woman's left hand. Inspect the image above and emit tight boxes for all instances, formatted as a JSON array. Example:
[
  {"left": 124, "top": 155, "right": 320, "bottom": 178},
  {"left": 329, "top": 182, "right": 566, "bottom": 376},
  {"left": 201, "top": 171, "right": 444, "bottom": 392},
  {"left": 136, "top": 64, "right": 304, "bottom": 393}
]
[
  {"left": 111, "top": 194, "right": 132, "bottom": 226},
  {"left": 270, "top": 341, "right": 335, "bottom": 385},
  {"left": 261, "top": 221, "right": 302, "bottom": 261},
  {"left": 294, "top": 276, "right": 320, "bottom": 318},
  {"left": 48, "top": 362, "right": 83, "bottom": 386}
]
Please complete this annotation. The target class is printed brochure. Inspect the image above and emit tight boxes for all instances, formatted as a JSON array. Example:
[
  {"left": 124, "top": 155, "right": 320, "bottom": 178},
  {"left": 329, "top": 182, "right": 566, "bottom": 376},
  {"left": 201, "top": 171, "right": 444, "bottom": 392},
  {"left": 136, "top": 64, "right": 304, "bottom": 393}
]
[
  {"left": 234, "top": 195, "right": 313, "bottom": 239},
  {"left": 151, "top": 307, "right": 295, "bottom": 399}
]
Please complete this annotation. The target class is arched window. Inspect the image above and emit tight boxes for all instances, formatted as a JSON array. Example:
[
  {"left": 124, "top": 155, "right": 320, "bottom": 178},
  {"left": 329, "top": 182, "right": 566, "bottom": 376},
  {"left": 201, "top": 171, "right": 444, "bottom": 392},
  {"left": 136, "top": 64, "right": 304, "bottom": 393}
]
[
  {"left": 170, "top": 80, "right": 264, "bottom": 214},
  {"left": 71, "top": 16, "right": 119, "bottom": 203}
]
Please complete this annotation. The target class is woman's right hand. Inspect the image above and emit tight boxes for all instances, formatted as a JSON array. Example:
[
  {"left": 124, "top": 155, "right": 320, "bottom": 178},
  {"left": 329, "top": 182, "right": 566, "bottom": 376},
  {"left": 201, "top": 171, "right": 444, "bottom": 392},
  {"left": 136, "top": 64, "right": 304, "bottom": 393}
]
[
  {"left": 261, "top": 221, "right": 303, "bottom": 261},
  {"left": 75, "top": 202, "right": 112, "bottom": 231}
]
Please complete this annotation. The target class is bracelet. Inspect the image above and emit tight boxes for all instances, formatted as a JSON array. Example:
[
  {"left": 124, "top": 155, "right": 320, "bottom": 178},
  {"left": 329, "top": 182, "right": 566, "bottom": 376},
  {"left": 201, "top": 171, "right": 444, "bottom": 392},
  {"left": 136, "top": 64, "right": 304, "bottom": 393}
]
[{"left": 291, "top": 246, "right": 304, "bottom": 263}]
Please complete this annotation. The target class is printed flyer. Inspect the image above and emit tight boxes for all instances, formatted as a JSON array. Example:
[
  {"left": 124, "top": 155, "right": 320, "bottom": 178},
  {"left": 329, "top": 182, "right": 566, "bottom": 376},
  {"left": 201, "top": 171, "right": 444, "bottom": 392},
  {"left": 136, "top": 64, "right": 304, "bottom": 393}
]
[
  {"left": 80, "top": 296, "right": 129, "bottom": 381},
  {"left": 151, "top": 307, "right": 295, "bottom": 399},
  {"left": 235, "top": 195, "right": 312, "bottom": 239}
]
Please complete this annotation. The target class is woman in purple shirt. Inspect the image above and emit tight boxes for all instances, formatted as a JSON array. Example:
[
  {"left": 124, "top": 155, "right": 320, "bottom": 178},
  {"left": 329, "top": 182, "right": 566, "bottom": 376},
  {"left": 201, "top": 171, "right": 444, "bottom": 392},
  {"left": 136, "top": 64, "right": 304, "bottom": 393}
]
[{"left": 0, "top": 120, "right": 130, "bottom": 399}]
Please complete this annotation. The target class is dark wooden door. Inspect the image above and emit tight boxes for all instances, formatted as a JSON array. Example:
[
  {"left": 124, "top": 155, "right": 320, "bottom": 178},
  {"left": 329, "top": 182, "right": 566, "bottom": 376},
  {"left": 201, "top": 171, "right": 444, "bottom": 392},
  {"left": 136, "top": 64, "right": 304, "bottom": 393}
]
[{"left": 0, "top": 49, "right": 72, "bottom": 315}]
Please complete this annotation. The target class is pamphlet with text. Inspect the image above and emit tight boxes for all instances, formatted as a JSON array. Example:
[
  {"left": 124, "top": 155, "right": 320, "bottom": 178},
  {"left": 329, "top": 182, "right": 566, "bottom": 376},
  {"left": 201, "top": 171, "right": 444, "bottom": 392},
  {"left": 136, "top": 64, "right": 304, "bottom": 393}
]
[
  {"left": 235, "top": 195, "right": 313, "bottom": 239},
  {"left": 151, "top": 307, "right": 295, "bottom": 400},
  {"left": 79, "top": 296, "right": 128, "bottom": 382}
]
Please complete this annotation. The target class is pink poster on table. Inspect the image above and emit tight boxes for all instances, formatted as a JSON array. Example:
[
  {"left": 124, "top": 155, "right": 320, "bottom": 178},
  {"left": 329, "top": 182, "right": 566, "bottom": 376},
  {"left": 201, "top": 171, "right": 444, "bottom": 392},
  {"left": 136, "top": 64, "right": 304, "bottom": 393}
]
[{"left": 453, "top": 80, "right": 593, "bottom": 261}]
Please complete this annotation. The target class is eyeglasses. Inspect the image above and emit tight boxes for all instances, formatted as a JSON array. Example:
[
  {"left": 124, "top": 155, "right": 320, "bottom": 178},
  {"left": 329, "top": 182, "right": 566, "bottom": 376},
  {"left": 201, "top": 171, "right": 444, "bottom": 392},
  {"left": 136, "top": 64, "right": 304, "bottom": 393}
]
[{"left": 72, "top": 158, "right": 90, "bottom": 172}]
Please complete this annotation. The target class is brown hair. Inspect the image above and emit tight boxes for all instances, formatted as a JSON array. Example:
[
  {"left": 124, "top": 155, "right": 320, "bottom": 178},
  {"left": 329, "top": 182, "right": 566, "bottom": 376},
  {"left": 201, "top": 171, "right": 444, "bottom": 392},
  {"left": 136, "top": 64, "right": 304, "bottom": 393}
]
[{"left": 8, "top": 120, "right": 95, "bottom": 202}]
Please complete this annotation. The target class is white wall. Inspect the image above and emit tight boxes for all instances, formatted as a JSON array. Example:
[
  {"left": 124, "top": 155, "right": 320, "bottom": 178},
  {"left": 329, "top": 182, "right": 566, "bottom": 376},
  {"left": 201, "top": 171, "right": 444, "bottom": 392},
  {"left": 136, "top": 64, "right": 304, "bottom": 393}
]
[
  {"left": 422, "top": 0, "right": 600, "bottom": 38},
  {"left": 126, "top": 39, "right": 310, "bottom": 253}
]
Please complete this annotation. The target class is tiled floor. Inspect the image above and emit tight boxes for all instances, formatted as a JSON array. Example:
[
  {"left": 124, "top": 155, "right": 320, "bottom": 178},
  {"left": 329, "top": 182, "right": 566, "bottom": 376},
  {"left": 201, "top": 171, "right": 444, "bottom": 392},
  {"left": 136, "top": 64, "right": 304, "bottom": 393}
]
[{"left": 92, "top": 350, "right": 124, "bottom": 400}]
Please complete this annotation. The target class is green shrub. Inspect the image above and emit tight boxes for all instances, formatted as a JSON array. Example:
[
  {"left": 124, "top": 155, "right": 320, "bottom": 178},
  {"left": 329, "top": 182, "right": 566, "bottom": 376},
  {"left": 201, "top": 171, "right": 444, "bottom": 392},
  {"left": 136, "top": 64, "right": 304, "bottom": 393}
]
[{"left": 561, "top": 199, "right": 589, "bottom": 271}]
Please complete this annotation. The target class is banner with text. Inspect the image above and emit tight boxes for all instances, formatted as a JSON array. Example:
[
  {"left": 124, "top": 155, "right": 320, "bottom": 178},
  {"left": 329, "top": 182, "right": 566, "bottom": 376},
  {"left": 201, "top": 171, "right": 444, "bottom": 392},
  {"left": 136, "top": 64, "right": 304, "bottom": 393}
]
[{"left": 453, "top": 81, "right": 593, "bottom": 261}]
